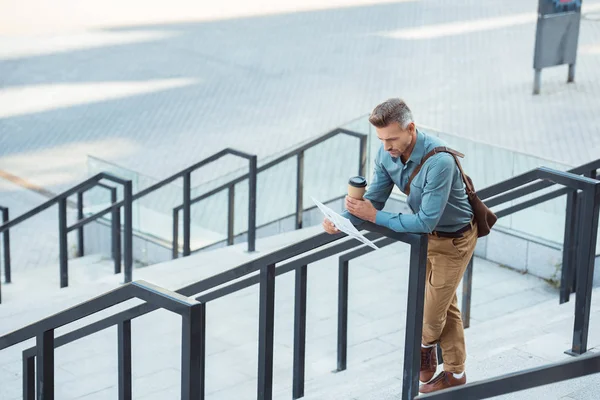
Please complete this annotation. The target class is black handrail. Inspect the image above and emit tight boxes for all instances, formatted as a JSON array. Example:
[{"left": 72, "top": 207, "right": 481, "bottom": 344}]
[
  {"left": 171, "top": 127, "right": 367, "bottom": 256},
  {"left": 236, "top": 165, "right": 598, "bottom": 399},
  {"left": 0, "top": 205, "right": 10, "bottom": 304},
  {"left": 10, "top": 224, "right": 428, "bottom": 400},
  {"left": 461, "top": 166, "right": 600, "bottom": 358},
  {"left": 460, "top": 159, "right": 600, "bottom": 328},
  {"left": 0, "top": 206, "right": 10, "bottom": 281},
  {"left": 80, "top": 148, "right": 259, "bottom": 254},
  {"left": 479, "top": 158, "right": 599, "bottom": 201},
  {"left": 0, "top": 173, "right": 133, "bottom": 298},
  {"left": 75, "top": 182, "right": 122, "bottom": 274},
  {"left": 421, "top": 352, "right": 600, "bottom": 399},
  {"left": 0, "top": 280, "right": 205, "bottom": 400},
  {"left": 183, "top": 222, "right": 429, "bottom": 400},
  {"left": 335, "top": 236, "right": 396, "bottom": 375}
]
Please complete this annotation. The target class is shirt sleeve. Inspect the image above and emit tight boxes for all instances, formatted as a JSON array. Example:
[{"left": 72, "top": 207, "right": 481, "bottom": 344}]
[
  {"left": 374, "top": 154, "right": 455, "bottom": 233},
  {"left": 341, "top": 156, "right": 394, "bottom": 226}
]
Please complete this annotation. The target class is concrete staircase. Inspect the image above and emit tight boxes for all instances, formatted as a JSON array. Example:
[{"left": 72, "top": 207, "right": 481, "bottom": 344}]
[
  {"left": 0, "top": 227, "right": 598, "bottom": 400},
  {"left": 0, "top": 253, "right": 120, "bottom": 328}
]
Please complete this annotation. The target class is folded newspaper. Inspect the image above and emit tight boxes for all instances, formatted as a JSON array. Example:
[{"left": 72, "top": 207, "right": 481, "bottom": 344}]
[{"left": 311, "top": 197, "right": 379, "bottom": 250}]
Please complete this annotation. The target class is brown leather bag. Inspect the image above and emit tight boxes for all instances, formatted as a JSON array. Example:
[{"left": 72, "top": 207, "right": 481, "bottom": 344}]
[{"left": 404, "top": 146, "right": 497, "bottom": 238}]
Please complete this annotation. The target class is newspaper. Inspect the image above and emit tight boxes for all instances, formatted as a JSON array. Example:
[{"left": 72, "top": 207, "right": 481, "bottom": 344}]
[{"left": 311, "top": 197, "right": 379, "bottom": 250}]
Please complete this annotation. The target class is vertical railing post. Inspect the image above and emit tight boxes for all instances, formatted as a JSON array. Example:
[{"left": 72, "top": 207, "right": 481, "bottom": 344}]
[
  {"left": 572, "top": 192, "right": 585, "bottom": 295},
  {"left": 123, "top": 181, "right": 133, "bottom": 283},
  {"left": 22, "top": 353, "right": 34, "bottom": 400},
  {"left": 337, "top": 258, "right": 349, "bottom": 371},
  {"left": 248, "top": 156, "right": 258, "bottom": 252},
  {"left": 118, "top": 320, "right": 132, "bottom": 400},
  {"left": 1, "top": 207, "right": 10, "bottom": 299},
  {"left": 228, "top": 185, "right": 235, "bottom": 246},
  {"left": 58, "top": 198, "right": 69, "bottom": 288},
  {"left": 561, "top": 189, "right": 578, "bottom": 304},
  {"left": 183, "top": 172, "right": 192, "bottom": 257},
  {"left": 295, "top": 152, "right": 304, "bottom": 230},
  {"left": 111, "top": 188, "right": 122, "bottom": 274},
  {"left": 181, "top": 302, "right": 206, "bottom": 400},
  {"left": 77, "top": 191, "right": 84, "bottom": 257},
  {"left": 257, "top": 263, "right": 275, "bottom": 400},
  {"left": 37, "top": 329, "right": 55, "bottom": 400},
  {"left": 402, "top": 235, "right": 428, "bottom": 400},
  {"left": 461, "top": 257, "right": 474, "bottom": 329},
  {"left": 533, "top": 69, "right": 542, "bottom": 95},
  {"left": 568, "top": 64, "right": 576, "bottom": 83},
  {"left": 358, "top": 134, "right": 368, "bottom": 178},
  {"left": 568, "top": 184, "right": 600, "bottom": 355},
  {"left": 172, "top": 208, "right": 180, "bottom": 259},
  {"left": 293, "top": 264, "right": 307, "bottom": 399}
]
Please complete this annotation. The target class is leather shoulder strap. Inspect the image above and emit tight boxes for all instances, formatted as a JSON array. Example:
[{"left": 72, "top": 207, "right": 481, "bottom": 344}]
[
  {"left": 404, "top": 146, "right": 465, "bottom": 195},
  {"left": 448, "top": 153, "right": 474, "bottom": 194}
]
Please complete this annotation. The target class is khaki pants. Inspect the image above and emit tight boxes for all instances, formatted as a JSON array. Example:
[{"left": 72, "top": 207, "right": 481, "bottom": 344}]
[{"left": 422, "top": 222, "right": 478, "bottom": 374}]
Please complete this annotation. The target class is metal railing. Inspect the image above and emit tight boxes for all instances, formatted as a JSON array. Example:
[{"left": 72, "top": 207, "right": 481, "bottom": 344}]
[
  {"left": 0, "top": 205, "right": 10, "bottom": 303},
  {"left": 421, "top": 351, "right": 600, "bottom": 399},
  {"left": 0, "top": 173, "right": 133, "bottom": 303},
  {"left": 460, "top": 159, "right": 600, "bottom": 329},
  {"left": 171, "top": 127, "right": 367, "bottom": 256},
  {"left": 4, "top": 223, "right": 429, "bottom": 400},
  {"left": 0, "top": 150, "right": 257, "bottom": 304},
  {"left": 76, "top": 182, "right": 123, "bottom": 274},
  {"left": 0, "top": 280, "right": 205, "bottom": 400},
  {"left": 0, "top": 128, "right": 366, "bottom": 303},
  {"left": 79, "top": 148, "right": 258, "bottom": 256},
  {"left": 461, "top": 162, "right": 600, "bottom": 356},
  {"left": 479, "top": 158, "right": 599, "bottom": 304}
]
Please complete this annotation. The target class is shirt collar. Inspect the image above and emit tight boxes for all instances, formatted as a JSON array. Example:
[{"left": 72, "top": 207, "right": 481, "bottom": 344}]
[{"left": 407, "top": 129, "right": 426, "bottom": 165}]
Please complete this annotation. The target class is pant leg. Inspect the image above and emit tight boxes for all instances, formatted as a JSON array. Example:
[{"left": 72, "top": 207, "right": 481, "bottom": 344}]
[
  {"left": 421, "top": 225, "right": 478, "bottom": 373},
  {"left": 439, "top": 293, "right": 465, "bottom": 373}
]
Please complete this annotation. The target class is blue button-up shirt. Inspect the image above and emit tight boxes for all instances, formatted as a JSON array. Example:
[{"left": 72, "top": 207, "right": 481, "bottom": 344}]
[{"left": 344, "top": 129, "right": 473, "bottom": 233}]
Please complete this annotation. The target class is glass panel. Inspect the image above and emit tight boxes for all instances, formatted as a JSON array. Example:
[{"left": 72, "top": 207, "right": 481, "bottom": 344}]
[
  {"left": 509, "top": 153, "right": 570, "bottom": 243},
  {"left": 303, "top": 134, "right": 359, "bottom": 208},
  {"left": 188, "top": 189, "right": 228, "bottom": 249},
  {"left": 254, "top": 156, "right": 296, "bottom": 229},
  {"left": 86, "top": 156, "right": 140, "bottom": 230},
  {"left": 136, "top": 174, "right": 184, "bottom": 244}
]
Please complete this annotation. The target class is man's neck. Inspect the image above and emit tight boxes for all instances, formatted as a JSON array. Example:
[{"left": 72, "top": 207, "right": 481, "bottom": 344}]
[{"left": 400, "top": 130, "right": 418, "bottom": 164}]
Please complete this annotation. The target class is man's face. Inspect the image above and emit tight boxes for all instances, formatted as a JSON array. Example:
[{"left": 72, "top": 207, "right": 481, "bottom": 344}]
[{"left": 375, "top": 122, "right": 415, "bottom": 158}]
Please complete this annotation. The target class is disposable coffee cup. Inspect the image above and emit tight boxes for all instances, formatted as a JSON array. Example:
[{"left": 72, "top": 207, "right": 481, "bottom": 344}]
[{"left": 348, "top": 176, "right": 367, "bottom": 200}]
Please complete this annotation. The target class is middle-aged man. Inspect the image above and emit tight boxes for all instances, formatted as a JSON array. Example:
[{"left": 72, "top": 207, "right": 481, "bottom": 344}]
[{"left": 322, "top": 98, "right": 477, "bottom": 393}]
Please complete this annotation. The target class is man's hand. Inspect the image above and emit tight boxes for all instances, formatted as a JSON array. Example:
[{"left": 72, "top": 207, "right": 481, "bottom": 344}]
[
  {"left": 345, "top": 196, "right": 377, "bottom": 223},
  {"left": 322, "top": 218, "right": 340, "bottom": 234}
]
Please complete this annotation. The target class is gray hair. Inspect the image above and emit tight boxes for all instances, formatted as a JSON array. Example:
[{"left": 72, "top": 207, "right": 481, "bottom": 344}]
[{"left": 368, "top": 98, "right": 414, "bottom": 129}]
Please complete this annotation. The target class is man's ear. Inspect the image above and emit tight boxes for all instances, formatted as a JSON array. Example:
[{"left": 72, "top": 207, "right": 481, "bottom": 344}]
[{"left": 407, "top": 122, "right": 416, "bottom": 133}]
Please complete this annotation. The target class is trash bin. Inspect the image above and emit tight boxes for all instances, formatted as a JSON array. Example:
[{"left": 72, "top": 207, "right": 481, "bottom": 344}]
[{"left": 533, "top": 0, "right": 583, "bottom": 94}]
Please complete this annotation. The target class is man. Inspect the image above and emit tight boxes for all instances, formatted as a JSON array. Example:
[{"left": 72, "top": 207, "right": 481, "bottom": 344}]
[{"left": 322, "top": 98, "right": 477, "bottom": 393}]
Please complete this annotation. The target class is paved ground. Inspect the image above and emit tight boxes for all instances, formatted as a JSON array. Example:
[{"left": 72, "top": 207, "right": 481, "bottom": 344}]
[
  {"left": 3, "top": 226, "right": 595, "bottom": 400},
  {"left": 1, "top": 0, "right": 600, "bottom": 193}
]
